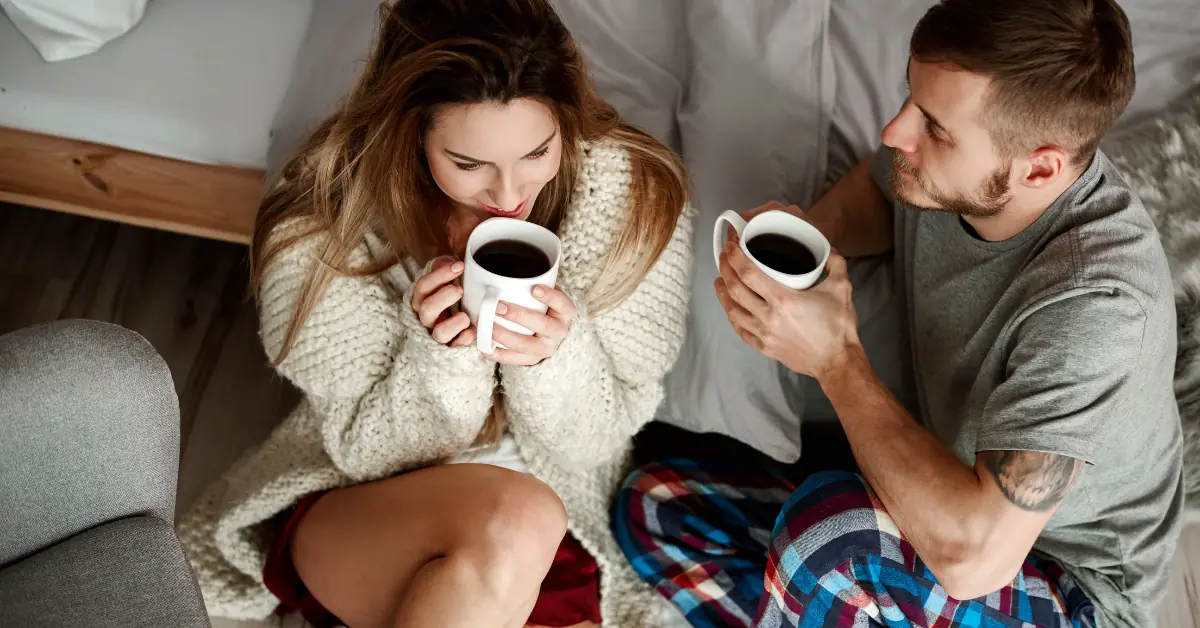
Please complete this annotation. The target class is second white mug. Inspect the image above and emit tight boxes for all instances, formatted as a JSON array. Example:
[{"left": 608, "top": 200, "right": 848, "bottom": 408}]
[{"left": 712, "top": 209, "right": 830, "bottom": 290}]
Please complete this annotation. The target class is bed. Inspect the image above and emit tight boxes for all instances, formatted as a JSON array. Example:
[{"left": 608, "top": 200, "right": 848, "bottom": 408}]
[{"left": 0, "top": 0, "right": 313, "bottom": 242}]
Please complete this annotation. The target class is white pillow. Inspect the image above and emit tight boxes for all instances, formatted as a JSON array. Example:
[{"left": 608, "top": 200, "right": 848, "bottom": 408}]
[
  {"left": 657, "top": 0, "right": 837, "bottom": 462},
  {"left": 0, "top": 0, "right": 147, "bottom": 62},
  {"left": 552, "top": 0, "right": 688, "bottom": 152},
  {"left": 825, "top": 0, "right": 934, "bottom": 180}
]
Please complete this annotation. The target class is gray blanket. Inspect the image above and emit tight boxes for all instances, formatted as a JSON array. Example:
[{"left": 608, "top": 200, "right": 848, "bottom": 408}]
[{"left": 1103, "top": 86, "right": 1200, "bottom": 505}]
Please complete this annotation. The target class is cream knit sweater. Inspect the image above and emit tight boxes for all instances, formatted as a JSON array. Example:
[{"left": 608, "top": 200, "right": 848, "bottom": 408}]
[{"left": 177, "top": 140, "right": 694, "bottom": 626}]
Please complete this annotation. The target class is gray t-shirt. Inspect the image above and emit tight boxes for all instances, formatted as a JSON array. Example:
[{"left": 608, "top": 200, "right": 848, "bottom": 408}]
[{"left": 870, "top": 148, "right": 1183, "bottom": 627}]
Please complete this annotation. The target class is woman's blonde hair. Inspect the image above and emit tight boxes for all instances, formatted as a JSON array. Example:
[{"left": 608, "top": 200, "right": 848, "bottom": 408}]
[{"left": 251, "top": 0, "right": 687, "bottom": 443}]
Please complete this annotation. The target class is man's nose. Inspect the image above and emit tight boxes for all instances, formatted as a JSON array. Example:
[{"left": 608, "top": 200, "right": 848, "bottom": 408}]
[{"left": 881, "top": 100, "right": 921, "bottom": 155}]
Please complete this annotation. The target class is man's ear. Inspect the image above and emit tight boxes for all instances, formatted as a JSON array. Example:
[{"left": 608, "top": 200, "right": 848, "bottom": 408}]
[{"left": 1021, "top": 146, "right": 1068, "bottom": 189}]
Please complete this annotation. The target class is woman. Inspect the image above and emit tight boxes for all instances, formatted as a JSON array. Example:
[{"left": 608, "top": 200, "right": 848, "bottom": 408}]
[{"left": 177, "top": 1, "right": 692, "bottom": 627}]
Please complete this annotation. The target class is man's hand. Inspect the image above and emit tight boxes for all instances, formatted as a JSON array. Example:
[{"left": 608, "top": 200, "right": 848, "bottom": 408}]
[
  {"left": 742, "top": 199, "right": 799, "bottom": 221},
  {"left": 714, "top": 233, "right": 859, "bottom": 380},
  {"left": 732, "top": 199, "right": 813, "bottom": 236}
]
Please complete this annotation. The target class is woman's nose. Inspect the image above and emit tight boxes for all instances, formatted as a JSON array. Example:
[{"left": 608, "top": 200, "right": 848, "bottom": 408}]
[{"left": 489, "top": 173, "right": 523, "bottom": 210}]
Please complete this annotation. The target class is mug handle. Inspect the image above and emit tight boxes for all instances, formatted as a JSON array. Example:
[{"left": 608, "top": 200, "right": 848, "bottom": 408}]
[
  {"left": 713, "top": 209, "right": 747, "bottom": 272},
  {"left": 475, "top": 285, "right": 501, "bottom": 354}
]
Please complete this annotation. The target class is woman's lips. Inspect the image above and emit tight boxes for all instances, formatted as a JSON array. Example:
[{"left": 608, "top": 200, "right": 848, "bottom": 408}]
[{"left": 481, "top": 199, "right": 527, "bottom": 218}]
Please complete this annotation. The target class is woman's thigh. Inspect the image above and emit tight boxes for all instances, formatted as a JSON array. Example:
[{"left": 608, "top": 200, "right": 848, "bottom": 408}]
[{"left": 290, "top": 463, "right": 568, "bottom": 628}]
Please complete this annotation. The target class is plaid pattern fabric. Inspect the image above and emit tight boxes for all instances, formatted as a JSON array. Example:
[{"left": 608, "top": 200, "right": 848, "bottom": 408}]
[
  {"left": 613, "top": 460, "right": 1095, "bottom": 628},
  {"left": 612, "top": 459, "right": 796, "bottom": 627}
]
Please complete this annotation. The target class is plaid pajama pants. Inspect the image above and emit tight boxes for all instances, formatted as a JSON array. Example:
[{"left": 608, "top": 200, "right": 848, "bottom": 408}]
[{"left": 612, "top": 460, "right": 1095, "bottom": 628}]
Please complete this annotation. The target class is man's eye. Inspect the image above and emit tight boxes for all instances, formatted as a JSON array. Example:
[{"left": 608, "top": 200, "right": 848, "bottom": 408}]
[{"left": 924, "top": 118, "right": 942, "bottom": 142}]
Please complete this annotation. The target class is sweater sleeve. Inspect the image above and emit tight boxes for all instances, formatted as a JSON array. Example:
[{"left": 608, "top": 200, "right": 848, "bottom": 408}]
[
  {"left": 499, "top": 207, "right": 694, "bottom": 467},
  {"left": 258, "top": 228, "right": 496, "bottom": 481}
]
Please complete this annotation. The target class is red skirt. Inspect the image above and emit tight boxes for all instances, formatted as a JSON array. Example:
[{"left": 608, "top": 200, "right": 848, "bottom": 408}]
[{"left": 263, "top": 493, "right": 602, "bottom": 627}]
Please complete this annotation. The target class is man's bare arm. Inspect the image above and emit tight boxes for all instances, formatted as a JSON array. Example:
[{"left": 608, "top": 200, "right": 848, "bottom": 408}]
[
  {"left": 803, "top": 157, "right": 894, "bottom": 257},
  {"left": 977, "top": 450, "right": 1083, "bottom": 512}
]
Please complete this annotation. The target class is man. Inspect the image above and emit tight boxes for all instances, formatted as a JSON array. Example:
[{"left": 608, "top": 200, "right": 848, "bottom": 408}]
[{"left": 612, "top": 1, "right": 1182, "bottom": 627}]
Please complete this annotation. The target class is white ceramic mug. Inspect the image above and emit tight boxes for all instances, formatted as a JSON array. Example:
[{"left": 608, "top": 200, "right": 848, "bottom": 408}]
[
  {"left": 462, "top": 217, "right": 561, "bottom": 353},
  {"left": 712, "top": 209, "right": 831, "bottom": 290}
]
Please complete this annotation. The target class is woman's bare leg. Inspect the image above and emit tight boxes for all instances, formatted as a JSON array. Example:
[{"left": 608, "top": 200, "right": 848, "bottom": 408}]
[
  {"left": 506, "top": 590, "right": 538, "bottom": 628},
  {"left": 290, "top": 463, "right": 567, "bottom": 628}
]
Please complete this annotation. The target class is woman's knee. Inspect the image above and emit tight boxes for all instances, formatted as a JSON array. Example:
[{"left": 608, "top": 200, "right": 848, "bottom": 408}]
[
  {"left": 290, "top": 466, "right": 569, "bottom": 624},
  {"left": 460, "top": 469, "right": 568, "bottom": 596}
]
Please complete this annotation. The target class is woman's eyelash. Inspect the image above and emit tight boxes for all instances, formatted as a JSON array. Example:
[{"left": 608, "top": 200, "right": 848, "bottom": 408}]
[{"left": 453, "top": 148, "right": 547, "bottom": 172}]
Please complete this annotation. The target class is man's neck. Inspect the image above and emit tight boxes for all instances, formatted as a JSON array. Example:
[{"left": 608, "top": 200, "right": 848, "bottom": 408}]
[{"left": 963, "top": 165, "right": 1087, "bottom": 242}]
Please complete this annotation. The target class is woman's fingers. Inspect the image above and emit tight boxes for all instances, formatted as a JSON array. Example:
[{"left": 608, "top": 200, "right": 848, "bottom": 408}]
[
  {"left": 411, "top": 257, "right": 464, "bottom": 312},
  {"left": 448, "top": 326, "right": 477, "bottom": 348},
  {"left": 431, "top": 311, "right": 471, "bottom": 345},
  {"left": 531, "top": 286, "right": 576, "bottom": 323},
  {"left": 489, "top": 324, "right": 547, "bottom": 358},
  {"left": 419, "top": 284, "right": 464, "bottom": 329},
  {"left": 484, "top": 346, "right": 542, "bottom": 366},
  {"left": 496, "top": 303, "right": 568, "bottom": 341}
]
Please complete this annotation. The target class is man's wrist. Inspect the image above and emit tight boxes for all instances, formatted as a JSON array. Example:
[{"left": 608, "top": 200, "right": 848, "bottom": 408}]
[{"left": 816, "top": 340, "right": 872, "bottom": 396}]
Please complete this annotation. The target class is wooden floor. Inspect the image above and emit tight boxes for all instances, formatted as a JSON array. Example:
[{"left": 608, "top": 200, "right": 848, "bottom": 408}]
[{"left": 1, "top": 201, "right": 1197, "bottom": 627}]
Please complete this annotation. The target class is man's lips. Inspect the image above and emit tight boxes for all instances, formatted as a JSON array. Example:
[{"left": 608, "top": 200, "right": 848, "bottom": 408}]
[{"left": 481, "top": 199, "right": 527, "bottom": 217}]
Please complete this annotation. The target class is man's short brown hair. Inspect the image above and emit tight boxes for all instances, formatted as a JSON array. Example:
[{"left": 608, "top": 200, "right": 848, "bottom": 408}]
[{"left": 911, "top": 0, "right": 1135, "bottom": 166}]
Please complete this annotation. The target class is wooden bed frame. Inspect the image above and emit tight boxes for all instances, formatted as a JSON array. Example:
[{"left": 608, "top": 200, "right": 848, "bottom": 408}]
[{"left": 0, "top": 126, "right": 263, "bottom": 244}]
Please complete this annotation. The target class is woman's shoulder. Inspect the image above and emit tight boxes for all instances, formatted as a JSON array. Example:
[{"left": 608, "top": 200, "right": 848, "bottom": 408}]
[
  {"left": 577, "top": 138, "right": 634, "bottom": 184},
  {"left": 261, "top": 217, "right": 401, "bottom": 278},
  {"left": 562, "top": 139, "right": 634, "bottom": 236}
]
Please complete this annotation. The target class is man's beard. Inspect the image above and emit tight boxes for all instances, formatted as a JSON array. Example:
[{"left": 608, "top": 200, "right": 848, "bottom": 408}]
[{"left": 889, "top": 148, "right": 1011, "bottom": 217}]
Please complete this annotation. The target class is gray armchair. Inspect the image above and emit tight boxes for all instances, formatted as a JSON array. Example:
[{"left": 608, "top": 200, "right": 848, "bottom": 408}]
[{"left": 0, "top": 320, "right": 210, "bottom": 628}]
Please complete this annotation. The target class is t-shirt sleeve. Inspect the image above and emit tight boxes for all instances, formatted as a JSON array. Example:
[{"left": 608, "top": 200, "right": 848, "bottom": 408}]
[
  {"left": 868, "top": 145, "right": 895, "bottom": 203},
  {"left": 975, "top": 290, "right": 1147, "bottom": 464}
]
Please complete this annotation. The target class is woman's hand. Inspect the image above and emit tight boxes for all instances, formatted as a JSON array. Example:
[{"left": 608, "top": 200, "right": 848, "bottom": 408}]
[
  {"left": 486, "top": 286, "right": 577, "bottom": 366},
  {"left": 410, "top": 256, "right": 476, "bottom": 347}
]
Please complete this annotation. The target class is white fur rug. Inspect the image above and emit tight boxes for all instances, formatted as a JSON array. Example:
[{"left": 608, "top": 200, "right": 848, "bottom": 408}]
[{"left": 1103, "top": 85, "right": 1200, "bottom": 504}]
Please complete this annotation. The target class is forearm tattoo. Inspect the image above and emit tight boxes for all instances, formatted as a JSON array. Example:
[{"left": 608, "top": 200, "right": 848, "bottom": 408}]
[{"left": 978, "top": 450, "right": 1082, "bottom": 512}]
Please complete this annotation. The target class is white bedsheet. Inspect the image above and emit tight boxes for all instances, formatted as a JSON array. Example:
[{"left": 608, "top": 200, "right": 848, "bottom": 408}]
[{"left": 0, "top": 0, "right": 312, "bottom": 168}]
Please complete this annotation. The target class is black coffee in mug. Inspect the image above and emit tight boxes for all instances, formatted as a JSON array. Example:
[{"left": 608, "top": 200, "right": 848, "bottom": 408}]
[
  {"left": 746, "top": 233, "right": 818, "bottom": 275},
  {"left": 474, "top": 239, "right": 552, "bottom": 278}
]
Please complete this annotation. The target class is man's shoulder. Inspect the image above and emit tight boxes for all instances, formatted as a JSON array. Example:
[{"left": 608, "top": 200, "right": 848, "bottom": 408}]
[{"left": 1032, "top": 153, "right": 1173, "bottom": 313}]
